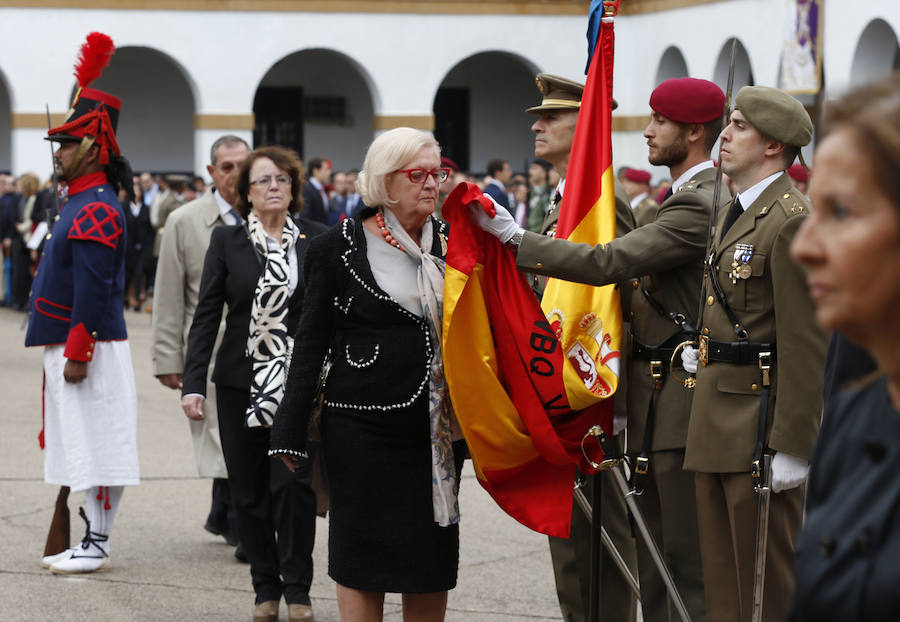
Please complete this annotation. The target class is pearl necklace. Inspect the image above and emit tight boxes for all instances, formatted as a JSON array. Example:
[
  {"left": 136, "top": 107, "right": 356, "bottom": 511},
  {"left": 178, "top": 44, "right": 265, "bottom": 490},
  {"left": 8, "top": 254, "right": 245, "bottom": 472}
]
[{"left": 375, "top": 208, "right": 404, "bottom": 252}]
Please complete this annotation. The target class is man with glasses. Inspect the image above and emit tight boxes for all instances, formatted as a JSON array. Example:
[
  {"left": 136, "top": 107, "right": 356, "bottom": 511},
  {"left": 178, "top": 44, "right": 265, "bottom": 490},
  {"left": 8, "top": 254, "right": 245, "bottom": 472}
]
[{"left": 151, "top": 135, "right": 250, "bottom": 556}]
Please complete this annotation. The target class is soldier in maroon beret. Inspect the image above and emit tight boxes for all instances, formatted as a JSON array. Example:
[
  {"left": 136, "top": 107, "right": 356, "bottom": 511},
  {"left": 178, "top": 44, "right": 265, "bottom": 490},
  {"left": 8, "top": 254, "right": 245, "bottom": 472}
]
[
  {"left": 787, "top": 162, "right": 810, "bottom": 195},
  {"left": 622, "top": 168, "right": 657, "bottom": 226}
]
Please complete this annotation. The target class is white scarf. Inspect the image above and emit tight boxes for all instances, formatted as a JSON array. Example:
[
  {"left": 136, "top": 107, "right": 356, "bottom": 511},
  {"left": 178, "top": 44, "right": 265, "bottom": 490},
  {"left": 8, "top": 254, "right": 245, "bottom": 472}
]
[
  {"left": 245, "top": 212, "right": 299, "bottom": 428},
  {"left": 382, "top": 207, "right": 459, "bottom": 526}
]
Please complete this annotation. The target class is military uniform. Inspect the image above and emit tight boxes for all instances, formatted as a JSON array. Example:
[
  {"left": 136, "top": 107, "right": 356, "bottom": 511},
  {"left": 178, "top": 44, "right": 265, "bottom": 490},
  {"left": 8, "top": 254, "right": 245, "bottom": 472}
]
[
  {"left": 632, "top": 194, "right": 659, "bottom": 227},
  {"left": 685, "top": 86, "right": 827, "bottom": 622}
]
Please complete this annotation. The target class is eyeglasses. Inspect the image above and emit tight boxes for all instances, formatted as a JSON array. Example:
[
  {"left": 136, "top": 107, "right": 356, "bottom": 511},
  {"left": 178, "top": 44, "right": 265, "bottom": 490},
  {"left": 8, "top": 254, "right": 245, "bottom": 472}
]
[
  {"left": 249, "top": 174, "right": 291, "bottom": 188},
  {"left": 396, "top": 168, "right": 451, "bottom": 184}
]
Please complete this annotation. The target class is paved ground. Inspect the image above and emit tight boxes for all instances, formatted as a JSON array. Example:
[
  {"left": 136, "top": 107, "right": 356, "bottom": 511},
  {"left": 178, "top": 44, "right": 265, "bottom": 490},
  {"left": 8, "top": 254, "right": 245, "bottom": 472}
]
[{"left": 0, "top": 306, "right": 566, "bottom": 622}]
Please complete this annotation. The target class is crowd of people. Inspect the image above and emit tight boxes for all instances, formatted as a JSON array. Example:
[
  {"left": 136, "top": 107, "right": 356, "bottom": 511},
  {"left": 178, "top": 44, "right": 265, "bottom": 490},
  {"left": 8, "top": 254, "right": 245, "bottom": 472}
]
[{"left": 18, "top": 31, "right": 900, "bottom": 622}]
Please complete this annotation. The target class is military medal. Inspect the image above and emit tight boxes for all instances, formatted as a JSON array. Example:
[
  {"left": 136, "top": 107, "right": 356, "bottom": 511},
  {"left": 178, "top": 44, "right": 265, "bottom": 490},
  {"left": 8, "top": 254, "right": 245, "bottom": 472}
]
[{"left": 731, "top": 243, "right": 754, "bottom": 281}]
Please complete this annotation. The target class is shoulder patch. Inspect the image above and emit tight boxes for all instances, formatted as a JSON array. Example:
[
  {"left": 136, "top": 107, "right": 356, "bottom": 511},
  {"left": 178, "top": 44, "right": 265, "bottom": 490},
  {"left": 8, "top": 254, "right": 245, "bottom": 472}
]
[{"left": 67, "top": 202, "right": 124, "bottom": 249}]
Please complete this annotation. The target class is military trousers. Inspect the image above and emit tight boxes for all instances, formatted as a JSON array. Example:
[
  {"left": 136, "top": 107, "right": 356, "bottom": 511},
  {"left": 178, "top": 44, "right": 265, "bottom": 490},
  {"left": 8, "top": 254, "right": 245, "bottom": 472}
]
[
  {"left": 633, "top": 449, "right": 707, "bottom": 622},
  {"left": 548, "top": 434, "right": 637, "bottom": 622},
  {"left": 694, "top": 471, "right": 804, "bottom": 622}
]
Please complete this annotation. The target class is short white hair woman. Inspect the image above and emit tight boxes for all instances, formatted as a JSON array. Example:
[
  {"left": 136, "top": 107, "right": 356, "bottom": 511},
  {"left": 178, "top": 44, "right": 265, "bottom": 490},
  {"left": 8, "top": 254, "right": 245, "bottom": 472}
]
[{"left": 270, "top": 127, "right": 466, "bottom": 622}]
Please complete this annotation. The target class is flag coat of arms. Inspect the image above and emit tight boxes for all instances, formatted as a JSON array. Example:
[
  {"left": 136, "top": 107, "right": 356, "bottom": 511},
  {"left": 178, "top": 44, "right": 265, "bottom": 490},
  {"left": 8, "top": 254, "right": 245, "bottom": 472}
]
[{"left": 442, "top": 1, "right": 621, "bottom": 537}]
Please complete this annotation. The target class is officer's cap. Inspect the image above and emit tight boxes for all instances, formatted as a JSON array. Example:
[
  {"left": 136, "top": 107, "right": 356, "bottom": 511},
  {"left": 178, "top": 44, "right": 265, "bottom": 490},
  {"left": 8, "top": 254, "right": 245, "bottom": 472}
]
[
  {"left": 526, "top": 74, "right": 584, "bottom": 114},
  {"left": 734, "top": 86, "right": 812, "bottom": 147}
]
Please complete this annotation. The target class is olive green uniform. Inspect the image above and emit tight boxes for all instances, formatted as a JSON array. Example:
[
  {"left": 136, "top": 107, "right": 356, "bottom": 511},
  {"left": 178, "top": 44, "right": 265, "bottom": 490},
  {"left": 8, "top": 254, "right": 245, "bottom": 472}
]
[
  {"left": 519, "top": 167, "right": 722, "bottom": 622},
  {"left": 685, "top": 172, "right": 827, "bottom": 622}
]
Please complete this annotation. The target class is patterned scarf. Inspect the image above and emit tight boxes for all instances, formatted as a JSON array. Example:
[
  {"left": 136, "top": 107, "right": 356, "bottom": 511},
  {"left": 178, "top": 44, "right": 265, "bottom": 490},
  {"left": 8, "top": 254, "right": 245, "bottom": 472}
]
[
  {"left": 381, "top": 207, "right": 459, "bottom": 526},
  {"left": 245, "top": 212, "right": 299, "bottom": 428}
]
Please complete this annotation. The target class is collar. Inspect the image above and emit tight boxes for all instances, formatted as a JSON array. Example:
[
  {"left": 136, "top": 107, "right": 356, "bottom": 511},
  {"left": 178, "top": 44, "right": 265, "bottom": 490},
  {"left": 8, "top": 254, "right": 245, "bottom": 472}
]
[
  {"left": 670, "top": 160, "right": 715, "bottom": 194},
  {"left": 735, "top": 171, "right": 783, "bottom": 212},
  {"left": 556, "top": 178, "right": 566, "bottom": 197},
  {"left": 309, "top": 178, "right": 324, "bottom": 192},
  {"left": 630, "top": 192, "right": 648, "bottom": 208},
  {"left": 486, "top": 177, "right": 506, "bottom": 192},
  {"left": 213, "top": 189, "right": 235, "bottom": 220},
  {"left": 67, "top": 171, "right": 109, "bottom": 195}
]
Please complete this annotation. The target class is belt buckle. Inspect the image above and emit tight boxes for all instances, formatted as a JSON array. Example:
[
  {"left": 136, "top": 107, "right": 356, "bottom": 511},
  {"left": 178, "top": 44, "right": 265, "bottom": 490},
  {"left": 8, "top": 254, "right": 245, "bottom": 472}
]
[
  {"left": 650, "top": 360, "right": 663, "bottom": 389},
  {"left": 758, "top": 351, "right": 772, "bottom": 387},
  {"left": 699, "top": 334, "right": 709, "bottom": 367}
]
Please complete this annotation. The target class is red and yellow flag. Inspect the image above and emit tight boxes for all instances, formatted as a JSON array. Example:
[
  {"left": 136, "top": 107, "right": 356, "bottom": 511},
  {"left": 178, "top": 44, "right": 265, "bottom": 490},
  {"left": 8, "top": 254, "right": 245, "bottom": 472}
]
[{"left": 441, "top": 6, "right": 619, "bottom": 537}]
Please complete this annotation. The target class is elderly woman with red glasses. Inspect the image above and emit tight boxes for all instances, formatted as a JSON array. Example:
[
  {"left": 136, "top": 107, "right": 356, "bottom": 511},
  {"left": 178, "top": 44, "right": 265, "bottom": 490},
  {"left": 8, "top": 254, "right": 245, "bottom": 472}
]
[{"left": 270, "top": 127, "right": 466, "bottom": 622}]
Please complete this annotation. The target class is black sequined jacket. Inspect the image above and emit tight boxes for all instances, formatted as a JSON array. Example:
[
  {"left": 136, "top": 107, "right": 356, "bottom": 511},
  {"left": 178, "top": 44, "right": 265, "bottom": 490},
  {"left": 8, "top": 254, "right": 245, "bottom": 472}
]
[{"left": 269, "top": 208, "right": 449, "bottom": 457}]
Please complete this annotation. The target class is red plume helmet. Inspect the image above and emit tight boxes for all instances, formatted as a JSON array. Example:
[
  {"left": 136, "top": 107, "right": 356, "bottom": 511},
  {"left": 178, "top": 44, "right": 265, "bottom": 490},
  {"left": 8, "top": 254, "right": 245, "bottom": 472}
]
[{"left": 46, "top": 32, "right": 123, "bottom": 163}]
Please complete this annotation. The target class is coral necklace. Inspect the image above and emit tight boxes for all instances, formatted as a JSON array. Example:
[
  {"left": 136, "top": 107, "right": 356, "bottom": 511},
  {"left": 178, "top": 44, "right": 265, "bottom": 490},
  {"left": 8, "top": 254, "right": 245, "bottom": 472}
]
[{"left": 375, "top": 208, "right": 404, "bottom": 252}]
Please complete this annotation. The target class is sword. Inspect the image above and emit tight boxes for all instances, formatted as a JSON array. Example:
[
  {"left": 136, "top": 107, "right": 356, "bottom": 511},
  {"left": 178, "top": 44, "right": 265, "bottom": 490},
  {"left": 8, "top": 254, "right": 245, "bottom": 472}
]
[
  {"left": 573, "top": 479, "right": 641, "bottom": 598},
  {"left": 582, "top": 425, "right": 693, "bottom": 622},
  {"left": 751, "top": 453, "right": 773, "bottom": 622}
]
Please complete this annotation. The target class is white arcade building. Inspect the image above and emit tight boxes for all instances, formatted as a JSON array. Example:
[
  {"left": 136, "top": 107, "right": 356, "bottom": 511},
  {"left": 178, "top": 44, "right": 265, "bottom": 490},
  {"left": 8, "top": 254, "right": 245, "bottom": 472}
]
[{"left": 0, "top": 0, "right": 896, "bottom": 181}]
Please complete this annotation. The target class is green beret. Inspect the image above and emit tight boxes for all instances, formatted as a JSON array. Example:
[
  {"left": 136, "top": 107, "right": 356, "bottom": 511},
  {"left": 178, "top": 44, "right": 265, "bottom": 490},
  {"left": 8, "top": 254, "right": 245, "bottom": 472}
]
[{"left": 734, "top": 86, "right": 812, "bottom": 147}]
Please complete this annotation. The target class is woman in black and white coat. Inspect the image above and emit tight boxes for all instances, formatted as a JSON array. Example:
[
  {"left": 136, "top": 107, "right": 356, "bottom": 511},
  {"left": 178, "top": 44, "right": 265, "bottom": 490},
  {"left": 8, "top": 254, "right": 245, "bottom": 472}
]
[
  {"left": 182, "top": 145, "right": 326, "bottom": 622},
  {"left": 270, "top": 128, "right": 466, "bottom": 622}
]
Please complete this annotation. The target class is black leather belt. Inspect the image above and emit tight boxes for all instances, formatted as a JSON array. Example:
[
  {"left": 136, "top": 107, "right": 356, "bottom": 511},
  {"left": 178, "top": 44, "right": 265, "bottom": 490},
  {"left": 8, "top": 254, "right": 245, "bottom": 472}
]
[
  {"left": 704, "top": 338, "right": 775, "bottom": 365},
  {"left": 631, "top": 332, "right": 697, "bottom": 362}
]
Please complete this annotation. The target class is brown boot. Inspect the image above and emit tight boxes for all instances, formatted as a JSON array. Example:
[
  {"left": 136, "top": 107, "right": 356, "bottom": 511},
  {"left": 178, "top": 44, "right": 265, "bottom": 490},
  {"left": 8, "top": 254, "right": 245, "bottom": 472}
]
[{"left": 252, "top": 600, "right": 278, "bottom": 622}]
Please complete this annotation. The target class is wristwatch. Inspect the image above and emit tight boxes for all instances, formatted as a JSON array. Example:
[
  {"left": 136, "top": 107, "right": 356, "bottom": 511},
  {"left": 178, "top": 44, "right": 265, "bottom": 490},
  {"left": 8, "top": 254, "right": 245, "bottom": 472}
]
[{"left": 505, "top": 228, "right": 525, "bottom": 252}]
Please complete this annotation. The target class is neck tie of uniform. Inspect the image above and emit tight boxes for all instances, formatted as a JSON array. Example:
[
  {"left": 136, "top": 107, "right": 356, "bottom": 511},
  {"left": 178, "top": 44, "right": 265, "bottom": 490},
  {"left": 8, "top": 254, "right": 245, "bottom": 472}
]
[
  {"left": 661, "top": 187, "right": 673, "bottom": 203},
  {"left": 721, "top": 197, "right": 744, "bottom": 237}
]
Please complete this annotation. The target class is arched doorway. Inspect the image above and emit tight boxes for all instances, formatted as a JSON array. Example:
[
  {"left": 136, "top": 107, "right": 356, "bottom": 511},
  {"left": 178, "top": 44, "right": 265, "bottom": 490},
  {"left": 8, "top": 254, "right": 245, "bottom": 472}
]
[
  {"left": 433, "top": 51, "right": 539, "bottom": 174},
  {"left": 850, "top": 18, "right": 900, "bottom": 87},
  {"left": 253, "top": 49, "right": 375, "bottom": 171},
  {"left": 86, "top": 46, "right": 196, "bottom": 174},
  {"left": 654, "top": 46, "right": 688, "bottom": 87},
  {"left": 713, "top": 38, "right": 754, "bottom": 94}
]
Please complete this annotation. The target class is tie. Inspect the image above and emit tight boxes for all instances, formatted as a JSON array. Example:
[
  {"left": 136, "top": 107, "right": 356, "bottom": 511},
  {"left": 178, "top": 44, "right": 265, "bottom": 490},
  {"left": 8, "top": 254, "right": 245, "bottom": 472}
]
[
  {"left": 721, "top": 197, "right": 744, "bottom": 237},
  {"left": 550, "top": 190, "right": 561, "bottom": 214},
  {"left": 228, "top": 208, "right": 243, "bottom": 226}
]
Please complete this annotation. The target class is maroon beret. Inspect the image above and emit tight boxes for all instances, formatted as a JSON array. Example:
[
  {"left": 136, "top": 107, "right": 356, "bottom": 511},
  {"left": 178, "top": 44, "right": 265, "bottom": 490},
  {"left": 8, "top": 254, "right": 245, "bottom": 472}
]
[
  {"left": 440, "top": 156, "right": 459, "bottom": 172},
  {"left": 624, "top": 168, "right": 652, "bottom": 183},
  {"left": 649, "top": 78, "right": 725, "bottom": 124},
  {"left": 787, "top": 163, "right": 809, "bottom": 182}
]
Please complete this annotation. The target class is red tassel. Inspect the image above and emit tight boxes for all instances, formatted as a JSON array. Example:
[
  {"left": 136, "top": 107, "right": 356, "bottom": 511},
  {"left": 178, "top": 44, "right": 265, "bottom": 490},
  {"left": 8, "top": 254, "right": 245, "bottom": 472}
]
[
  {"left": 104, "top": 488, "right": 111, "bottom": 511},
  {"left": 96, "top": 486, "right": 104, "bottom": 501},
  {"left": 73, "top": 32, "right": 115, "bottom": 89}
]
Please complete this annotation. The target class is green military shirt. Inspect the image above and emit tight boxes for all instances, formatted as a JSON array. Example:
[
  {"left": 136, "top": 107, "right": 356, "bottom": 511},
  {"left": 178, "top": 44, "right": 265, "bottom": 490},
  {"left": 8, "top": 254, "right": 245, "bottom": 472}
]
[{"left": 684, "top": 172, "right": 827, "bottom": 473}]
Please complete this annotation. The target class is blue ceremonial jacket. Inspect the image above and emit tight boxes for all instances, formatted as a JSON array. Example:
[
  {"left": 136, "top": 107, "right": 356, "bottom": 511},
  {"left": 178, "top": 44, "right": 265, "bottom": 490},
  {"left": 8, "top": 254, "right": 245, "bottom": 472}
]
[{"left": 25, "top": 171, "right": 127, "bottom": 361}]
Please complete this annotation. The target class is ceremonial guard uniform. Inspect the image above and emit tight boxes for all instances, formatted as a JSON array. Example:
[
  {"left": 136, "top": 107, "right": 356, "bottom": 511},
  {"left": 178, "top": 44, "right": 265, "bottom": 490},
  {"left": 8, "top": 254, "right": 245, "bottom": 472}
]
[
  {"left": 684, "top": 86, "right": 827, "bottom": 622},
  {"left": 518, "top": 77, "right": 727, "bottom": 622},
  {"left": 26, "top": 35, "right": 139, "bottom": 575}
]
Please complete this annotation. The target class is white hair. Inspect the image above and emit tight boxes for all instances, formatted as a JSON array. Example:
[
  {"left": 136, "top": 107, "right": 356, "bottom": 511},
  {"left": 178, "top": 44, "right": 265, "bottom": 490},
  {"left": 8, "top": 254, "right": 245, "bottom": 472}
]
[{"left": 356, "top": 127, "right": 440, "bottom": 207}]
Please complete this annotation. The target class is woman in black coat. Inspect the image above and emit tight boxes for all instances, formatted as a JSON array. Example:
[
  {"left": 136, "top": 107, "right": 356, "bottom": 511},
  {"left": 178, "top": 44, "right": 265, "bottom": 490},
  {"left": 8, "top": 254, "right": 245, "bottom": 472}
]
[
  {"left": 788, "top": 73, "right": 900, "bottom": 620},
  {"left": 270, "top": 128, "right": 465, "bottom": 622},
  {"left": 182, "top": 146, "right": 326, "bottom": 622}
]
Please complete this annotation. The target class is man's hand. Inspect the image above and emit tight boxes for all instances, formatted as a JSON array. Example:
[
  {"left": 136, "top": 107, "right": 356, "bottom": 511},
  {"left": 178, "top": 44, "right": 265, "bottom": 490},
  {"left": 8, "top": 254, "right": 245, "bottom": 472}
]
[
  {"left": 181, "top": 394, "right": 205, "bottom": 421},
  {"left": 158, "top": 373, "right": 183, "bottom": 390},
  {"left": 469, "top": 196, "right": 520, "bottom": 243},
  {"left": 63, "top": 359, "right": 88, "bottom": 383},
  {"left": 680, "top": 345, "right": 699, "bottom": 374},
  {"left": 770, "top": 452, "right": 809, "bottom": 493}
]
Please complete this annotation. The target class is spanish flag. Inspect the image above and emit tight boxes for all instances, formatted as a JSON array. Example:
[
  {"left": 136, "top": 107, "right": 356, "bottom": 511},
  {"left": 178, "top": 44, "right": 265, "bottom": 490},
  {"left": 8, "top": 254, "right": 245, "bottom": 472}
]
[{"left": 442, "top": 3, "right": 619, "bottom": 538}]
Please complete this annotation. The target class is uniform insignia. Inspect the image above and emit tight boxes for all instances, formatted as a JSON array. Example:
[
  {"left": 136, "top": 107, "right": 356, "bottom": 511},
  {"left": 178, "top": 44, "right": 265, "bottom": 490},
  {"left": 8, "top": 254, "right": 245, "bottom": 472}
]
[{"left": 68, "top": 202, "right": 123, "bottom": 249}]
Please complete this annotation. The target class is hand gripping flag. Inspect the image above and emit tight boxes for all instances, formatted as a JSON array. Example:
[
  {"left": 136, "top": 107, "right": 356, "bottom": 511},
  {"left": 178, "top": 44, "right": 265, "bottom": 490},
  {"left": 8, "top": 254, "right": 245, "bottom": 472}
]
[{"left": 441, "top": 2, "right": 620, "bottom": 538}]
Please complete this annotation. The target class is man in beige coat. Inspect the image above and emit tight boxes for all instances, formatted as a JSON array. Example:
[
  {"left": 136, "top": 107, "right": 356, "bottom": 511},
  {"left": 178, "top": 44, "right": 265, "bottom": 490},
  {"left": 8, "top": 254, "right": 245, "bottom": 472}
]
[
  {"left": 150, "top": 135, "right": 249, "bottom": 544},
  {"left": 682, "top": 87, "right": 827, "bottom": 622}
]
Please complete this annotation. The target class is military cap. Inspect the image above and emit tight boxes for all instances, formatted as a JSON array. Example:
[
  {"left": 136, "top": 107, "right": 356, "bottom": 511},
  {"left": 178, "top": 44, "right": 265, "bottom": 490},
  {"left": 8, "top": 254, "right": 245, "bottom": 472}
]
[
  {"left": 734, "top": 86, "right": 812, "bottom": 146},
  {"left": 526, "top": 74, "right": 584, "bottom": 113},
  {"left": 649, "top": 78, "right": 725, "bottom": 124},
  {"left": 624, "top": 168, "right": 652, "bottom": 183}
]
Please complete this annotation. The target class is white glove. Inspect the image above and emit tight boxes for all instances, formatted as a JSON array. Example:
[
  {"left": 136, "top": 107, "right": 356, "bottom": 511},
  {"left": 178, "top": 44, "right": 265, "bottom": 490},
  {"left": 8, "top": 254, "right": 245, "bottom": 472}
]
[
  {"left": 468, "top": 195, "right": 520, "bottom": 243},
  {"left": 770, "top": 451, "right": 809, "bottom": 493},
  {"left": 680, "top": 345, "right": 699, "bottom": 374}
]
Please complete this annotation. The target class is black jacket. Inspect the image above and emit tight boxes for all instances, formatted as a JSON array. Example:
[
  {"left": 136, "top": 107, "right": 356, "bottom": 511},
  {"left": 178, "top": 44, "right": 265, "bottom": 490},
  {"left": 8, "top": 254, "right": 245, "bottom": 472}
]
[
  {"left": 300, "top": 182, "right": 328, "bottom": 225},
  {"left": 269, "top": 209, "right": 449, "bottom": 455},
  {"left": 182, "top": 218, "right": 327, "bottom": 395}
]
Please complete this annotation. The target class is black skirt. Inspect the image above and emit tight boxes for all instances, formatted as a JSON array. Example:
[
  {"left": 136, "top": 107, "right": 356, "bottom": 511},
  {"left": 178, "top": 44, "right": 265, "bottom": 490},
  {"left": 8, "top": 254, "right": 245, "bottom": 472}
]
[{"left": 322, "top": 395, "right": 461, "bottom": 593}]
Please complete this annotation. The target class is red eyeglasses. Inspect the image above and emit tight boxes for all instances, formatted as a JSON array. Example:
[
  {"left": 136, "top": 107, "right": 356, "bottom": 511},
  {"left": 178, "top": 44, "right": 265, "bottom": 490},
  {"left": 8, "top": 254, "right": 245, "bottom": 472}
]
[{"left": 396, "top": 168, "right": 451, "bottom": 184}]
